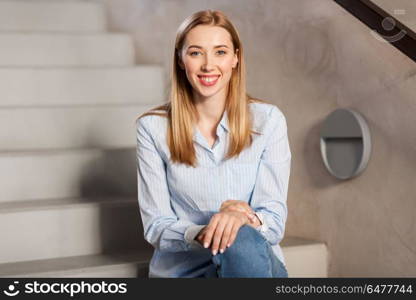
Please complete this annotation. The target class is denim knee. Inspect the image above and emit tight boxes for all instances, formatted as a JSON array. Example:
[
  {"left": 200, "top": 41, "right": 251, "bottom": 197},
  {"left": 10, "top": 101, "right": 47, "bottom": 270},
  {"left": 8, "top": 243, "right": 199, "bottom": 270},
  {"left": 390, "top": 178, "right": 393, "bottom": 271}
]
[
  {"left": 221, "top": 224, "right": 268, "bottom": 258},
  {"left": 211, "top": 225, "right": 272, "bottom": 277}
]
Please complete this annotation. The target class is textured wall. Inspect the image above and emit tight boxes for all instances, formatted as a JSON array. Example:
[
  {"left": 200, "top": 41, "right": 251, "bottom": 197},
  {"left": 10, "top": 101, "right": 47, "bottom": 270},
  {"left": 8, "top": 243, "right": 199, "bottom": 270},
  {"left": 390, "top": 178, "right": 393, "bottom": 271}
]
[{"left": 99, "top": 0, "right": 416, "bottom": 276}]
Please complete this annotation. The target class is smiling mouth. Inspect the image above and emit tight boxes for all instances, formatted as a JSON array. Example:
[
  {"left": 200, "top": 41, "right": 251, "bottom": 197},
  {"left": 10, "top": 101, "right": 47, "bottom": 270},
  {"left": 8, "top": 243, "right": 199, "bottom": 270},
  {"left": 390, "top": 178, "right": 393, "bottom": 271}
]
[{"left": 198, "top": 75, "right": 220, "bottom": 86}]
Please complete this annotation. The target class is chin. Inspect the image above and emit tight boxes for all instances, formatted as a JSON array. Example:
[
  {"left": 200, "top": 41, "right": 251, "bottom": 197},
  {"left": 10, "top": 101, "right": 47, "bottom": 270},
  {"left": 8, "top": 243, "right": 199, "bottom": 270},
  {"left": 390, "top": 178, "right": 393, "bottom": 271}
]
[
  {"left": 197, "top": 90, "right": 221, "bottom": 99},
  {"left": 196, "top": 84, "right": 227, "bottom": 98}
]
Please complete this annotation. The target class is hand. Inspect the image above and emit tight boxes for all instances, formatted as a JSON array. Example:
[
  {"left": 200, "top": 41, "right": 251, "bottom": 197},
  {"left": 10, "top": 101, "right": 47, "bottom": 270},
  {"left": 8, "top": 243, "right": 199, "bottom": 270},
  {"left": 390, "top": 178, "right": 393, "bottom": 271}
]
[
  {"left": 220, "top": 200, "right": 261, "bottom": 228},
  {"left": 195, "top": 211, "right": 249, "bottom": 255}
]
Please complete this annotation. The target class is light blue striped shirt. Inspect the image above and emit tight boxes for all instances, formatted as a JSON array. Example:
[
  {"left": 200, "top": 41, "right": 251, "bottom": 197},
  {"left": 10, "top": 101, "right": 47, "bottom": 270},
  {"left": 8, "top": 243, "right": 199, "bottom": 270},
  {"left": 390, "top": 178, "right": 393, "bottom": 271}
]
[{"left": 136, "top": 102, "right": 291, "bottom": 278}]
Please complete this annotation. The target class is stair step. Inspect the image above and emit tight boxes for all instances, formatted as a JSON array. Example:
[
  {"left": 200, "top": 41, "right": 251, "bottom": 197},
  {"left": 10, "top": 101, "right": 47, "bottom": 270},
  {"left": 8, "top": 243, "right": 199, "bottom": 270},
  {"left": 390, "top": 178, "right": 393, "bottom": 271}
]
[
  {"left": 0, "top": 66, "right": 164, "bottom": 107},
  {"left": 0, "top": 238, "right": 327, "bottom": 277},
  {"left": 0, "top": 33, "right": 135, "bottom": 67},
  {"left": 0, "top": 251, "right": 152, "bottom": 278},
  {"left": 0, "top": 148, "right": 137, "bottom": 203},
  {"left": 0, "top": 104, "right": 157, "bottom": 150},
  {"left": 0, "top": 197, "right": 151, "bottom": 264},
  {"left": 281, "top": 237, "right": 328, "bottom": 277},
  {"left": 0, "top": 1, "right": 106, "bottom": 33}
]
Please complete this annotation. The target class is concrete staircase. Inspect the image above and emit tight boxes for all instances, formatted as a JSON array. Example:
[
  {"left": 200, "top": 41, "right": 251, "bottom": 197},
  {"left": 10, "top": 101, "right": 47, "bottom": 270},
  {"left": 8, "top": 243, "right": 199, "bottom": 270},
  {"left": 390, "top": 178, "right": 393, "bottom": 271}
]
[
  {"left": 0, "top": 0, "right": 157, "bottom": 277},
  {"left": 0, "top": 0, "right": 328, "bottom": 278}
]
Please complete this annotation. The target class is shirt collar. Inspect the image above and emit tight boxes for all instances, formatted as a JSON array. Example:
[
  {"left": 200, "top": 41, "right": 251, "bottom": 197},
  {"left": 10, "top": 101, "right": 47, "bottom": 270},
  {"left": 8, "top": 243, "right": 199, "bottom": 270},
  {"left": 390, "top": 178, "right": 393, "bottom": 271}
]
[
  {"left": 219, "top": 109, "right": 229, "bottom": 132},
  {"left": 192, "top": 109, "right": 229, "bottom": 143}
]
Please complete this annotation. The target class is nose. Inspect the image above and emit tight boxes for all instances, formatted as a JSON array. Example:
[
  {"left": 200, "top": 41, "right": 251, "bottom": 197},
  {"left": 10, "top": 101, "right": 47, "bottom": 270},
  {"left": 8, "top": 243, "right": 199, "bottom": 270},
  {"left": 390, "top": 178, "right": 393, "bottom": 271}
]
[{"left": 201, "top": 53, "right": 215, "bottom": 72}]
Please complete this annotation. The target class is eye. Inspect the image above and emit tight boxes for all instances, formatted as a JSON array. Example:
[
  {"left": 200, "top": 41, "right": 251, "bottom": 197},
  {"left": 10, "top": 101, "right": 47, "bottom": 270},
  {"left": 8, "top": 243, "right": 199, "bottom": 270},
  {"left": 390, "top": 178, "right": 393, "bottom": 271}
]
[
  {"left": 217, "top": 50, "right": 227, "bottom": 55},
  {"left": 190, "top": 51, "right": 201, "bottom": 56}
]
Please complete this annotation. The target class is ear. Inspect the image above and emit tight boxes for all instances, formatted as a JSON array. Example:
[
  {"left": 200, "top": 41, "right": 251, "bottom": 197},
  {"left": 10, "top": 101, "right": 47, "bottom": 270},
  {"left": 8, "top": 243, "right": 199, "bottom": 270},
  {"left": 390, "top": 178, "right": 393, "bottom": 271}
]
[{"left": 233, "top": 49, "right": 239, "bottom": 68}]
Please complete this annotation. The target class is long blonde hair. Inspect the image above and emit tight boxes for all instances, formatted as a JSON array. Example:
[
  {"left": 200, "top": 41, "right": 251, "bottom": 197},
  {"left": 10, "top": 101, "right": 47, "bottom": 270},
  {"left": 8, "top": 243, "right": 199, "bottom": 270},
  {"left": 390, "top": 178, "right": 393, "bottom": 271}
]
[{"left": 137, "top": 9, "right": 271, "bottom": 167}]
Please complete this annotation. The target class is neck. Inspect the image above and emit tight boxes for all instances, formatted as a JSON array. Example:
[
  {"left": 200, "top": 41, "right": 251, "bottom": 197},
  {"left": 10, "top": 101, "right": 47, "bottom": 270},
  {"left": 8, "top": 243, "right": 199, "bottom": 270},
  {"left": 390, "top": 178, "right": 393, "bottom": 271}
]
[{"left": 193, "top": 87, "right": 228, "bottom": 128}]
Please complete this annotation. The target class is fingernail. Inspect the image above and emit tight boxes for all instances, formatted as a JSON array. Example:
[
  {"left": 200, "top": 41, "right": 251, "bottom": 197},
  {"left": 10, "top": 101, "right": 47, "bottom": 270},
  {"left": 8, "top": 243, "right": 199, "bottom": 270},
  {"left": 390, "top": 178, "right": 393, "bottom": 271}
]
[
  {"left": 227, "top": 243, "right": 230, "bottom": 247},
  {"left": 212, "top": 250, "right": 217, "bottom": 255},
  {"left": 204, "top": 242, "right": 208, "bottom": 248},
  {"left": 220, "top": 249, "right": 224, "bottom": 253}
]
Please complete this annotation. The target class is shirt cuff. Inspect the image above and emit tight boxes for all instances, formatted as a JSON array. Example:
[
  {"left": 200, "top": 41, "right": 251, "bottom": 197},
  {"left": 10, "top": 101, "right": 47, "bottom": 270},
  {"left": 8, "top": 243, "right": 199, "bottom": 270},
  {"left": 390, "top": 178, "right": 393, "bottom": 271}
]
[
  {"left": 184, "top": 224, "right": 206, "bottom": 250},
  {"left": 254, "top": 212, "right": 268, "bottom": 233}
]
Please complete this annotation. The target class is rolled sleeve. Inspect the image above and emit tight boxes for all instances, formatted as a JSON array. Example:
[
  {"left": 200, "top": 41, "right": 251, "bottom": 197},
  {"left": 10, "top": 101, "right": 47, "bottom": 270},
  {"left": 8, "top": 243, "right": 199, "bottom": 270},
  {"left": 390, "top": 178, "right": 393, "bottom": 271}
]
[
  {"left": 254, "top": 211, "right": 268, "bottom": 233},
  {"left": 184, "top": 225, "right": 206, "bottom": 249}
]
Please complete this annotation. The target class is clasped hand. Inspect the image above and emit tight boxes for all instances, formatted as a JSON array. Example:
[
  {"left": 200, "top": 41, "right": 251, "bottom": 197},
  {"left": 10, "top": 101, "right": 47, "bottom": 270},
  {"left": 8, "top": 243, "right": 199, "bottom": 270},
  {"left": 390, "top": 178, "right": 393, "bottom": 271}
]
[{"left": 195, "top": 200, "right": 261, "bottom": 255}]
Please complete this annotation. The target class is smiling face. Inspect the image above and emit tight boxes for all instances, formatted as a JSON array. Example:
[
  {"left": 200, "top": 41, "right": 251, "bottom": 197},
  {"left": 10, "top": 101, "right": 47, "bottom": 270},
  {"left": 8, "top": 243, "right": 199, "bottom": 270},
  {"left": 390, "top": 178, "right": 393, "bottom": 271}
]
[{"left": 179, "top": 25, "right": 238, "bottom": 102}]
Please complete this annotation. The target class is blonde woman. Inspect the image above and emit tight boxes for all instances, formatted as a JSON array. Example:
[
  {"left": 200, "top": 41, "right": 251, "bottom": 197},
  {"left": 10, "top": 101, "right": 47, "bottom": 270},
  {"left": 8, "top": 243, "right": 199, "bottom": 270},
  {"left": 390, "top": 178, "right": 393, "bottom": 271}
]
[{"left": 136, "top": 10, "right": 291, "bottom": 278}]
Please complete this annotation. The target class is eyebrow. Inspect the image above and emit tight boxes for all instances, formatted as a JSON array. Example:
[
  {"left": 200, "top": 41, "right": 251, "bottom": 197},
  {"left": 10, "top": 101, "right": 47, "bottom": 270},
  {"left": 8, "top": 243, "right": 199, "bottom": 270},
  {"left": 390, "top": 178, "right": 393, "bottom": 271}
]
[{"left": 187, "top": 45, "right": 229, "bottom": 50}]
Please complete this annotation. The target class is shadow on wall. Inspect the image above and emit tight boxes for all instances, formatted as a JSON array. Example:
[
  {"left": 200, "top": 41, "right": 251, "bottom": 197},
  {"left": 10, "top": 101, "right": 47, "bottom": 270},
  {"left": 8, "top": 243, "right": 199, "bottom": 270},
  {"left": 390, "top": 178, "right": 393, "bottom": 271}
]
[
  {"left": 303, "top": 121, "right": 342, "bottom": 189},
  {"left": 79, "top": 148, "right": 137, "bottom": 197}
]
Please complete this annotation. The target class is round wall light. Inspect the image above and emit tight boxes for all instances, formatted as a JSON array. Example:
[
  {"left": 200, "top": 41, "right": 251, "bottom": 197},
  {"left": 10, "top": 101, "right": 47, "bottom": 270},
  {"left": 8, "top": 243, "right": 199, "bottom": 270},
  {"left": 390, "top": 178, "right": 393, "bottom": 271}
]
[{"left": 320, "top": 108, "right": 371, "bottom": 180}]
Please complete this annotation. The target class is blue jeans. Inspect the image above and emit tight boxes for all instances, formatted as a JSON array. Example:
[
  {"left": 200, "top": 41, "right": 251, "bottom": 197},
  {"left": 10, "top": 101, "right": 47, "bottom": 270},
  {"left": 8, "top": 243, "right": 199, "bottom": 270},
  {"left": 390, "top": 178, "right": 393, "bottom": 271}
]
[{"left": 201, "top": 225, "right": 288, "bottom": 278}]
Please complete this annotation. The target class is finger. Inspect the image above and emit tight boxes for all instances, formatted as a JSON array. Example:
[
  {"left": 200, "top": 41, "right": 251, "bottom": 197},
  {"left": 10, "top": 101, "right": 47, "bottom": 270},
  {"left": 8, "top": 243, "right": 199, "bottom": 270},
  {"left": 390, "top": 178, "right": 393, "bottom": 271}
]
[
  {"left": 227, "top": 207, "right": 254, "bottom": 221},
  {"left": 220, "top": 199, "right": 234, "bottom": 208},
  {"left": 239, "top": 203, "right": 255, "bottom": 214},
  {"left": 211, "top": 218, "right": 228, "bottom": 255},
  {"left": 233, "top": 205, "right": 254, "bottom": 218},
  {"left": 220, "top": 222, "right": 233, "bottom": 252},
  {"left": 246, "top": 211, "right": 256, "bottom": 222},
  {"left": 202, "top": 215, "right": 220, "bottom": 248},
  {"left": 226, "top": 222, "right": 241, "bottom": 248},
  {"left": 196, "top": 231, "right": 205, "bottom": 242},
  {"left": 196, "top": 226, "right": 206, "bottom": 238},
  {"left": 235, "top": 205, "right": 247, "bottom": 213},
  {"left": 233, "top": 202, "right": 254, "bottom": 214},
  {"left": 220, "top": 202, "right": 234, "bottom": 211},
  {"left": 223, "top": 205, "right": 246, "bottom": 214},
  {"left": 221, "top": 199, "right": 232, "bottom": 206},
  {"left": 226, "top": 203, "right": 253, "bottom": 215},
  {"left": 220, "top": 200, "right": 242, "bottom": 211}
]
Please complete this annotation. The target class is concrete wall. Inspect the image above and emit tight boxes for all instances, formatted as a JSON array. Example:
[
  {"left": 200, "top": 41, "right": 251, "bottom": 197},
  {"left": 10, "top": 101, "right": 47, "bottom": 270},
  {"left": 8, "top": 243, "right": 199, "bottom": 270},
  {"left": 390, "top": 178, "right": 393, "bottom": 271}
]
[{"left": 99, "top": 0, "right": 416, "bottom": 276}]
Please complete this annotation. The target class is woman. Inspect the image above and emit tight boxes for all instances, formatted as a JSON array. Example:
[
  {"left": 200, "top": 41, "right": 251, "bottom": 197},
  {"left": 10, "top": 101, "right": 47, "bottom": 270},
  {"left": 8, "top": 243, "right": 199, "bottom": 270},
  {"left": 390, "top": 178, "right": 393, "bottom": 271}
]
[{"left": 136, "top": 9, "right": 291, "bottom": 278}]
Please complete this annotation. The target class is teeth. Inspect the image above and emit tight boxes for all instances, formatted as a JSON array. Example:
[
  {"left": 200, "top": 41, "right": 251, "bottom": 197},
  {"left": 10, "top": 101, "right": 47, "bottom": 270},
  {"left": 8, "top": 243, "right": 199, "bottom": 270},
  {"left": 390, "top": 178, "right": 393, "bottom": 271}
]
[{"left": 200, "top": 76, "right": 218, "bottom": 83}]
